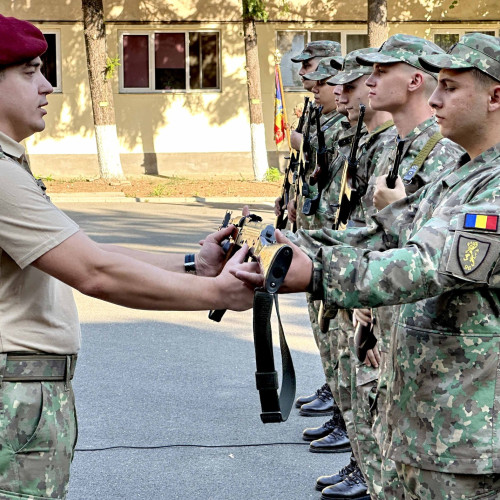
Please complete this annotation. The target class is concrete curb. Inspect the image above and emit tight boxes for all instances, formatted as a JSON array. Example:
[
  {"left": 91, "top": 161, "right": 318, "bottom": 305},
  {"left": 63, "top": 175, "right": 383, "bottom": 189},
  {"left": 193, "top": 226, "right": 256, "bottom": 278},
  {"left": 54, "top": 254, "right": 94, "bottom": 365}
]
[{"left": 50, "top": 193, "right": 276, "bottom": 205}]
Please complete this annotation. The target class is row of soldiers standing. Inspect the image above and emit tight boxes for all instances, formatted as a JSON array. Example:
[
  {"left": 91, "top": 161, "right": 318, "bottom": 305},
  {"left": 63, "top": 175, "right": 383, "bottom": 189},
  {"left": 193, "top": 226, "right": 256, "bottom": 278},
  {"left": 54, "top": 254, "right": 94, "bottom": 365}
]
[{"left": 275, "top": 33, "right": 478, "bottom": 500}]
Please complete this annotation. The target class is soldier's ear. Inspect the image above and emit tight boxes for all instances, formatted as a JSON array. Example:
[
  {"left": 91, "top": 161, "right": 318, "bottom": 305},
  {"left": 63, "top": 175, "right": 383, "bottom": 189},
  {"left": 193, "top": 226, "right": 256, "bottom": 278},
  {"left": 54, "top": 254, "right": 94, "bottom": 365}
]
[
  {"left": 408, "top": 71, "right": 424, "bottom": 93},
  {"left": 487, "top": 84, "right": 500, "bottom": 112}
]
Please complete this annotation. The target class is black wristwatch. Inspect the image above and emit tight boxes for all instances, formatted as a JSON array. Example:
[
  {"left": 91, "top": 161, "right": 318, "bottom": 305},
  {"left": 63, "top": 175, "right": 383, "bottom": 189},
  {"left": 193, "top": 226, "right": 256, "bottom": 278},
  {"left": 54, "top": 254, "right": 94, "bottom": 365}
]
[{"left": 184, "top": 253, "right": 197, "bottom": 275}]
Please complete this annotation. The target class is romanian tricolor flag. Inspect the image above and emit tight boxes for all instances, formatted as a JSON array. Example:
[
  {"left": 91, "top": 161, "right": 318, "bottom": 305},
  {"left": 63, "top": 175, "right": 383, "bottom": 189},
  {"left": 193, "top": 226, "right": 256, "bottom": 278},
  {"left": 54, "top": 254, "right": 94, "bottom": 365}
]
[
  {"left": 464, "top": 213, "right": 498, "bottom": 231},
  {"left": 274, "top": 64, "right": 285, "bottom": 146}
]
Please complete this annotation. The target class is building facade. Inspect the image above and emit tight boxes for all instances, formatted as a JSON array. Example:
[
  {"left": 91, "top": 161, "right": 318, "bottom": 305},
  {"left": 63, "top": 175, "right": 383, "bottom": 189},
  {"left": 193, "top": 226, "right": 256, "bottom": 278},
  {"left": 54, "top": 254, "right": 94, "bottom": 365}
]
[{"left": 3, "top": 0, "right": 499, "bottom": 179}]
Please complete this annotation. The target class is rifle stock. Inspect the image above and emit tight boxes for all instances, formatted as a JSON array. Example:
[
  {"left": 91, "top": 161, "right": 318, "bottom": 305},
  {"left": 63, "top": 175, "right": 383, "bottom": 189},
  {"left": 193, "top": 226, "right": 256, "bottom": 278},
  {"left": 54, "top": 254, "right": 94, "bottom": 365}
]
[
  {"left": 276, "top": 96, "right": 310, "bottom": 230},
  {"left": 208, "top": 212, "right": 293, "bottom": 322}
]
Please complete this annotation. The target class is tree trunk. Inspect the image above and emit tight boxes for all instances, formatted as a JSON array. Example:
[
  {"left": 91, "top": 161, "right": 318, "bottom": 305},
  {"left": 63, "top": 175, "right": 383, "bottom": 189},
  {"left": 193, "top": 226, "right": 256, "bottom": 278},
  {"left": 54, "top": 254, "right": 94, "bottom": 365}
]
[
  {"left": 82, "top": 0, "right": 125, "bottom": 182},
  {"left": 242, "top": 8, "right": 269, "bottom": 181},
  {"left": 368, "top": 0, "right": 388, "bottom": 48}
]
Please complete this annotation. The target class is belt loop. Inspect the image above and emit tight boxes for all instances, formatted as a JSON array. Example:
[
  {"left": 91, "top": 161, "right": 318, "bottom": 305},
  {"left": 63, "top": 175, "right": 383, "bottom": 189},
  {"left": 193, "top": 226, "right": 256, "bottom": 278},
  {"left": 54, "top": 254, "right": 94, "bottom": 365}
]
[
  {"left": 0, "top": 354, "right": 7, "bottom": 388},
  {"left": 64, "top": 355, "right": 71, "bottom": 391}
]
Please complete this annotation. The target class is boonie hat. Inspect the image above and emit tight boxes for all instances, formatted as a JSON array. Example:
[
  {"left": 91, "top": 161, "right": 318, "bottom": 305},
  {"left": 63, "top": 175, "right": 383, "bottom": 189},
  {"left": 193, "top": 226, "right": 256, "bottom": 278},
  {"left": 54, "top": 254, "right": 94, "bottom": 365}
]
[
  {"left": 356, "top": 34, "right": 444, "bottom": 75},
  {"left": 328, "top": 48, "right": 377, "bottom": 85},
  {"left": 419, "top": 32, "right": 500, "bottom": 82},
  {"left": 0, "top": 15, "right": 47, "bottom": 66},
  {"left": 291, "top": 40, "right": 341, "bottom": 63},
  {"left": 302, "top": 56, "right": 339, "bottom": 81}
]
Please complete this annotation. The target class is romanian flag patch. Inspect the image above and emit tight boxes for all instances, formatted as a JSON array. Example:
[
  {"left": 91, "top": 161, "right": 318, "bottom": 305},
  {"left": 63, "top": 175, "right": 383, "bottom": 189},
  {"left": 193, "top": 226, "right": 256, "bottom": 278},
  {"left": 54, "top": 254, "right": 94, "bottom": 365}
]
[{"left": 464, "top": 214, "right": 498, "bottom": 231}]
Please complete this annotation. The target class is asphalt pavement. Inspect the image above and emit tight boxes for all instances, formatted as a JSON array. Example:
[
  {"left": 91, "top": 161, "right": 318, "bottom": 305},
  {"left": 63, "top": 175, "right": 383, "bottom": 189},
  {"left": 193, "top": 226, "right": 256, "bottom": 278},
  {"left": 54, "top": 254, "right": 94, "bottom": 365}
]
[{"left": 58, "top": 200, "right": 350, "bottom": 500}]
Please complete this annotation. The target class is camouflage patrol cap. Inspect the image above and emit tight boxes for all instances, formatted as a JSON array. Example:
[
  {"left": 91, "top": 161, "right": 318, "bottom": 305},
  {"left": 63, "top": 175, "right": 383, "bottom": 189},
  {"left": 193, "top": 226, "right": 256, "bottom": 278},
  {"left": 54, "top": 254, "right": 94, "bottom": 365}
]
[
  {"left": 302, "top": 56, "right": 339, "bottom": 81},
  {"left": 419, "top": 32, "right": 500, "bottom": 82},
  {"left": 327, "top": 48, "right": 377, "bottom": 85},
  {"left": 356, "top": 34, "right": 444, "bottom": 76},
  {"left": 291, "top": 40, "right": 341, "bottom": 63}
]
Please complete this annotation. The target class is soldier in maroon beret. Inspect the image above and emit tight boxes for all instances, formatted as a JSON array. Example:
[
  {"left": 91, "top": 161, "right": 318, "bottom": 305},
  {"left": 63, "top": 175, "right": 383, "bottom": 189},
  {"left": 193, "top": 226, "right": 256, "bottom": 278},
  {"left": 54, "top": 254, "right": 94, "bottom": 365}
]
[{"left": 0, "top": 14, "right": 255, "bottom": 500}]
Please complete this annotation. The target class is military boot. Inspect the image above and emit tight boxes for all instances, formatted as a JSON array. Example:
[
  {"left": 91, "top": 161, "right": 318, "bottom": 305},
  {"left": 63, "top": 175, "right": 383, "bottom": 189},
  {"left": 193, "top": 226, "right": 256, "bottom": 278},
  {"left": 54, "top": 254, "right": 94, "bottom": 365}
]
[
  {"left": 309, "top": 410, "right": 351, "bottom": 453},
  {"left": 315, "top": 454, "right": 357, "bottom": 491},
  {"left": 295, "top": 382, "right": 331, "bottom": 408},
  {"left": 320, "top": 464, "right": 370, "bottom": 500},
  {"left": 299, "top": 383, "right": 334, "bottom": 416}
]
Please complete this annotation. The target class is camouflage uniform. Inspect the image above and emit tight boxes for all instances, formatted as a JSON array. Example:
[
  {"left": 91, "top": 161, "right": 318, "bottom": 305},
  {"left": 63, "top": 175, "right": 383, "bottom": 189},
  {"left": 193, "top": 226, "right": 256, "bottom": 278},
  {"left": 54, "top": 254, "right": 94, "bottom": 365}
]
[
  {"left": 292, "top": 32, "right": 500, "bottom": 499},
  {"left": 289, "top": 55, "right": 347, "bottom": 394},
  {"left": 354, "top": 36, "right": 466, "bottom": 499}
]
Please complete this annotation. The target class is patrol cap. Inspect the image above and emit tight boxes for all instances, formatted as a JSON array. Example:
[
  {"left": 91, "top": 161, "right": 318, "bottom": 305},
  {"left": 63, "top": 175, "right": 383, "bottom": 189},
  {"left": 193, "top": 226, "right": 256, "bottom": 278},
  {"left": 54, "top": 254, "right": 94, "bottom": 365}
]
[
  {"left": 328, "top": 48, "right": 377, "bottom": 85},
  {"left": 302, "top": 56, "right": 339, "bottom": 81},
  {"left": 0, "top": 15, "right": 47, "bottom": 66},
  {"left": 291, "top": 40, "right": 341, "bottom": 63},
  {"left": 356, "top": 34, "right": 444, "bottom": 76},
  {"left": 419, "top": 32, "right": 500, "bottom": 83}
]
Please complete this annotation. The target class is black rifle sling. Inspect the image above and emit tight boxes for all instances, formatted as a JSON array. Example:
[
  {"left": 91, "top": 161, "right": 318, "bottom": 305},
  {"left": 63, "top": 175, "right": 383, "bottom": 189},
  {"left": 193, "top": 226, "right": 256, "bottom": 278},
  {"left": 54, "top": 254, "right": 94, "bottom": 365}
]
[{"left": 253, "top": 290, "right": 296, "bottom": 423}]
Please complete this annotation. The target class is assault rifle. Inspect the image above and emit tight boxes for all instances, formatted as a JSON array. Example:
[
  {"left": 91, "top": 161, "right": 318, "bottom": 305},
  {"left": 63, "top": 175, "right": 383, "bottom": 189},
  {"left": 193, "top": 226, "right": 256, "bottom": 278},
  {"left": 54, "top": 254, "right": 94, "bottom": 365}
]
[
  {"left": 209, "top": 212, "right": 296, "bottom": 423},
  {"left": 332, "top": 104, "right": 366, "bottom": 231},
  {"left": 354, "top": 138, "right": 405, "bottom": 362},
  {"left": 318, "top": 104, "right": 366, "bottom": 333},
  {"left": 275, "top": 96, "right": 310, "bottom": 230},
  {"left": 292, "top": 103, "right": 317, "bottom": 233},
  {"left": 301, "top": 105, "right": 327, "bottom": 216},
  {"left": 208, "top": 212, "right": 293, "bottom": 322}
]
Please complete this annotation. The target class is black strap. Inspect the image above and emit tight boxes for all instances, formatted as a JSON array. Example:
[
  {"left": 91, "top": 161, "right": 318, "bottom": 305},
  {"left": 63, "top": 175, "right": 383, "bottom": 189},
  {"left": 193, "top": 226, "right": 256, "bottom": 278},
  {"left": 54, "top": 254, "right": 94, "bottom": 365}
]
[{"left": 253, "top": 290, "right": 296, "bottom": 423}]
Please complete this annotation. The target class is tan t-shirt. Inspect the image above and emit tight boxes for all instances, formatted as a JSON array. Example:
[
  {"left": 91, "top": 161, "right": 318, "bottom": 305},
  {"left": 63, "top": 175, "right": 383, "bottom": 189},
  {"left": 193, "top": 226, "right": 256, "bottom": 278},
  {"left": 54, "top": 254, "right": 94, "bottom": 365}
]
[{"left": 0, "top": 133, "right": 80, "bottom": 354}]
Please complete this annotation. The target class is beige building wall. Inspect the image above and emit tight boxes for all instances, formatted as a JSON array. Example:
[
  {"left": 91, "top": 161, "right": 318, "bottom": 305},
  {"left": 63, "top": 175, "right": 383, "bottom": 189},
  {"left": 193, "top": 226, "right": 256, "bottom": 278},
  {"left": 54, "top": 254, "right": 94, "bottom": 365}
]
[{"left": 1, "top": 1, "right": 499, "bottom": 178}]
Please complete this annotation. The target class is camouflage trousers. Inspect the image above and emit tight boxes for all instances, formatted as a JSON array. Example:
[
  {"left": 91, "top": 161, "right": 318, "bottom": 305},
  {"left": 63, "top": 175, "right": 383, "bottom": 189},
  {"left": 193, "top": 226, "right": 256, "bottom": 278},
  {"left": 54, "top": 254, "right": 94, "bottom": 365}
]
[
  {"left": 336, "top": 311, "right": 382, "bottom": 500},
  {"left": 0, "top": 380, "right": 77, "bottom": 499},
  {"left": 396, "top": 462, "right": 500, "bottom": 499},
  {"left": 372, "top": 351, "right": 404, "bottom": 500},
  {"left": 306, "top": 295, "right": 337, "bottom": 399}
]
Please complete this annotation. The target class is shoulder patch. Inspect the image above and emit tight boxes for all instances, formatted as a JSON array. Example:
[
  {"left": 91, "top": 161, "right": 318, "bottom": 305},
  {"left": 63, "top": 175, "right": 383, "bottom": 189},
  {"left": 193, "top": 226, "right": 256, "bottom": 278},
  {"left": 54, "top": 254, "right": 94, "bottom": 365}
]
[
  {"left": 445, "top": 231, "right": 500, "bottom": 283},
  {"left": 457, "top": 236, "right": 490, "bottom": 275}
]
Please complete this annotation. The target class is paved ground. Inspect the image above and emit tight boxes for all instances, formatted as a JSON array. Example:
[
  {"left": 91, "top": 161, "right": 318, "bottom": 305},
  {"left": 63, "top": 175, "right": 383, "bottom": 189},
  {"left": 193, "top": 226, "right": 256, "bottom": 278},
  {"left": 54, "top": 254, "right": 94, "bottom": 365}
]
[{"left": 59, "top": 201, "right": 350, "bottom": 500}]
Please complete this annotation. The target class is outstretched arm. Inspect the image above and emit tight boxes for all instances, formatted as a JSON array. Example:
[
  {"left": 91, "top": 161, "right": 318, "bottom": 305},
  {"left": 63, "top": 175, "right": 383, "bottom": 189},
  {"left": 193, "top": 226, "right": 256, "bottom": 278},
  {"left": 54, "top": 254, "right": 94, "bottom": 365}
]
[{"left": 33, "top": 230, "right": 256, "bottom": 312}]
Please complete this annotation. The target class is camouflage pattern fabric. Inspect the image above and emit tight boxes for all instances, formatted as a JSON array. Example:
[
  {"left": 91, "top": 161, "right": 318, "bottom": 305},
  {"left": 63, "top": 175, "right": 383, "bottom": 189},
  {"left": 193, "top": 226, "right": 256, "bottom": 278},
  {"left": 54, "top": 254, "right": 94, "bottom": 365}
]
[
  {"left": 340, "top": 121, "right": 396, "bottom": 499},
  {"left": 291, "top": 40, "right": 342, "bottom": 63},
  {"left": 419, "top": 32, "right": 500, "bottom": 83},
  {"left": 356, "top": 33, "right": 445, "bottom": 76},
  {"left": 0, "top": 380, "right": 77, "bottom": 499},
  {"left": 360, "top": 119, "right": 462, "bottom": 498},
  {"left": 293, "top": 112, "right": 349, "bottom": 395},
  {"left": 295, "top": 112, "right": 347, "bottom": 231},
  {"left": 292, "top": 141, "right": 500, "bottom": 475},
  {"left": 396, "top": 462, "right": 500, "bottom": 499}
]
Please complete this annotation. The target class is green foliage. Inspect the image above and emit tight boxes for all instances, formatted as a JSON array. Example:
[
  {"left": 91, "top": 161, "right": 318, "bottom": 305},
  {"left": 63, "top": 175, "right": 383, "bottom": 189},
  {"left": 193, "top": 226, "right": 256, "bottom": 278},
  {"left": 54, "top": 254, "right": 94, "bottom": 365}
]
[
  {"left": 279, "top": 0, "right": 291, "bottom": 14},
  {"left": 264, "top": 167, "right": 282, "bottom": 182},
  {"left": 35, "top": 174, "right": 55, "bottom": 181},
  {"left": 242, "top": 0, "right": 269, "bottom": 21},
  {"left": 449, "top": 0, "right": 459, "bottom": 8},
  {"left": 149, "top": 184, "right": 167, "bottom": 197},
  {"left": 105, "top": 56, "right": 121, "bottom": 80}
]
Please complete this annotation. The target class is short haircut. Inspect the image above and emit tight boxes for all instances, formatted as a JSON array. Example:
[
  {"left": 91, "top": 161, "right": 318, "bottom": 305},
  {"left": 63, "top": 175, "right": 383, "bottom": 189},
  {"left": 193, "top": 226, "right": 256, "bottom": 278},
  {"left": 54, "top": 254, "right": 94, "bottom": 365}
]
[{"left": 470, "top": 68, "right": 499, "bottom": 89}]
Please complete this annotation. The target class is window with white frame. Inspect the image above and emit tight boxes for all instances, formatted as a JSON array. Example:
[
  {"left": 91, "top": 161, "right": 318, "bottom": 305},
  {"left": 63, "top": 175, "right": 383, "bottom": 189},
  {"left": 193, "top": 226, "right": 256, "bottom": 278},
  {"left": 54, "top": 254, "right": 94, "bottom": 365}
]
[
  {"left": 277, "top": 30, "right": 368, "bottom": 89},
  {"left": 433, "top": 28, "right": 498, "bottom": 51},
  {"left": 120, "top": 31, "right": 220, "bottom": 92},
  {"left": 40, "top": 31, "right": 62, "bottom": 92}
]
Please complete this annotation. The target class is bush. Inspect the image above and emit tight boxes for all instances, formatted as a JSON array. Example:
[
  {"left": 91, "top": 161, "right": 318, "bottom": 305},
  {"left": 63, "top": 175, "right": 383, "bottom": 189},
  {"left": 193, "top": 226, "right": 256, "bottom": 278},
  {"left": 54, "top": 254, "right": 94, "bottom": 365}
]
[{"left": 264, "top": 167, "right": 282, "bottom": 182}]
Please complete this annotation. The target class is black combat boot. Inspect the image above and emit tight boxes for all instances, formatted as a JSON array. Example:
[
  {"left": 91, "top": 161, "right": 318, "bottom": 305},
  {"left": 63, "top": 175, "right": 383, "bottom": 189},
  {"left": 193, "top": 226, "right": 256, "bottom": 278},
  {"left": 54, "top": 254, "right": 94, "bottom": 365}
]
[
  {"left": 315, "top": 454, "right": 357, "bottom": 491},
  {"left": 320, "top": 463, "right": 370, "bottom": 500},
  {"left": 295, "top": 382, "right": 332, "bottom": 408},
  {"left": 299, "top": 384, "right": 334, "bottom": 416},
  {"left": 309, "top": 411, "right": 351, "bottom": 453}
]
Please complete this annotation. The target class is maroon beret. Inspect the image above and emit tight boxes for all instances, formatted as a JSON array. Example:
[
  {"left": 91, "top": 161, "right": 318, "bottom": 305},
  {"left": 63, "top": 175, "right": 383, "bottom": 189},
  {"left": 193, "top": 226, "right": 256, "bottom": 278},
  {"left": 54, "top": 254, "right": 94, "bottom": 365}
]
[{"left": 0, "top": 15, "right": 47, "bottom": 66}]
